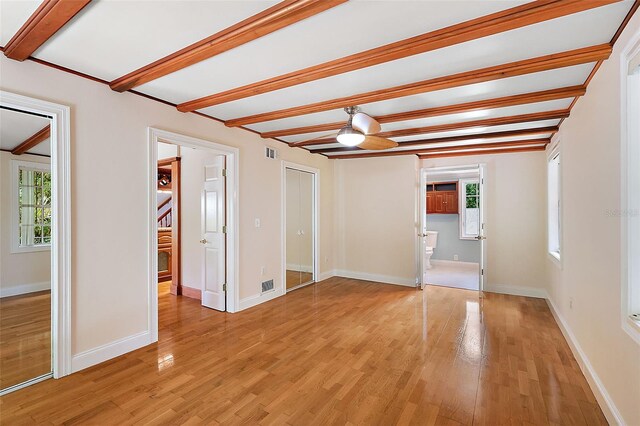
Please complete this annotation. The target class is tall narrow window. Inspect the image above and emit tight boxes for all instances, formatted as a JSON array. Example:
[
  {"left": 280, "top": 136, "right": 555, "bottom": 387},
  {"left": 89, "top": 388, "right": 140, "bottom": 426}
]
[
  {"left": 548, "top": 152, "right": 561, "bottom": 260},
  {"left": 459, "top": 179, "right": 480, "bottom": 239},
  {"left": 13, "top": 161, "right": 52, "bottom": 250}
]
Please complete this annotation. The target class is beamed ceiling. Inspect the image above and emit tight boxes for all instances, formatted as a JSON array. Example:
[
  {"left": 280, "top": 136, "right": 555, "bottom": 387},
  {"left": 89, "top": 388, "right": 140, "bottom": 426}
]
[{"left": 1, "top": 0, "right": 638, "bottom": 160}]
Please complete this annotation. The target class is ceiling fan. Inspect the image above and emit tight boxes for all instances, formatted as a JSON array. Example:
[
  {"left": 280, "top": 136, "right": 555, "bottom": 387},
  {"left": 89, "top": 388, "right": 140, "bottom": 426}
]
[{"left": 306, "top": 106, "right": 398, "bottom": 150}]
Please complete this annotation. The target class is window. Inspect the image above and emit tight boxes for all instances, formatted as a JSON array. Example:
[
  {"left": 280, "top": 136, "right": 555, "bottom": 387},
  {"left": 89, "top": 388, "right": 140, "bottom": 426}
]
[
  {"left": 459, "top": 179, "right": 480, "bottom": 239},
  {"left": 12, "top": 161, "right": 52, "bottom": 252},
  {"left": 547, "top": 151, "right": 561, "bottom": 261}
]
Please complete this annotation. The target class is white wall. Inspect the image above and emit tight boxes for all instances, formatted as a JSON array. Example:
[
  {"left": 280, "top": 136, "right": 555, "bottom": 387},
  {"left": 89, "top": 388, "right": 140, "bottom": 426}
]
[
  {"left": 335, "top": 155, "right": 419, "bottom": 286},
  {"left": 426, "top": 214, "right": 480, "bottom": 262},
  {"left": 0, "top": 151, "right": 51, "bottom": 297},
  {"left": 157, "top": 141, "right": 178, "bottom": 160},
  {"left": 422, "top": 152, "right": 548, "bottom": 297},
  {"left": 0, "top": 55, "right": 335, "bottom": 360},
  {"left": 545, "top": 14, "right": 640, "bottom": 425},
  {"left": 334, "top": 152, "right": 547, "bottom": 293}
]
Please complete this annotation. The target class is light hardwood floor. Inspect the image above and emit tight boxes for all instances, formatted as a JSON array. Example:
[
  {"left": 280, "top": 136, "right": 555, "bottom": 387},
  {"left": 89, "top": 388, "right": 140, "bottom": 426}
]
[
  {"left": 0, "top": 291, "right": 51, "bottom": 390},
  {"left": 0, "top": 278, "right": 605, "bottom": 425}
]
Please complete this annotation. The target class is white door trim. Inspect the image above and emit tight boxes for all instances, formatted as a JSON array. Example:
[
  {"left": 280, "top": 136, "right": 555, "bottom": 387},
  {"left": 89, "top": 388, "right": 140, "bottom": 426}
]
[
  {"left": 282, "top": 162, "right": 319, "bottom": 293},
  {"left": 0, "top": 90, "right": 73, "bottom": 382},
  {"left": 147, "top": 128, "right": 240, "bottom": 339}
]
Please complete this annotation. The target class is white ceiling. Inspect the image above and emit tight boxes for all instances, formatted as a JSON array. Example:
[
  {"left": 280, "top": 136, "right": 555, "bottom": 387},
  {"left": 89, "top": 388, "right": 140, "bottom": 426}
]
[
  {"left": 1, "top": 0, "right": 635, "bottom": 158},
  {"left": 0, "top": 108, "right": 51, "bottom": 156}
]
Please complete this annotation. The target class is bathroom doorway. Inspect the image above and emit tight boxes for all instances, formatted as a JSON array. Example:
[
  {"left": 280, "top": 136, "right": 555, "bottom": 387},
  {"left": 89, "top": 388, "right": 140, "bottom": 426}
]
[{"left": 419, "top": 165, "right": 486, "bottom": 292}]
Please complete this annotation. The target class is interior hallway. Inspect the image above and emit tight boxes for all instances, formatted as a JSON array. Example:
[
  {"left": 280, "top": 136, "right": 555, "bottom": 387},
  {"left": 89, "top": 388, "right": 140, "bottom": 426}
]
[{"left": 0, "top": 278, "right": 605, "bottom": 425}]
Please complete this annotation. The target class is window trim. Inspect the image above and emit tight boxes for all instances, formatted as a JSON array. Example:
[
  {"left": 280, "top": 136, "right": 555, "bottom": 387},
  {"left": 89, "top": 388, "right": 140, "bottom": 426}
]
[
  {"left": 620, "top": 32, "right": 640, "bottom": 344},
  {"left": 11, "top": 159, "right": 52, "bottom": 253},
  {"left": 547, "top": 141, "right": 562, "bottom": 267},
  {"left": 458, "top": 178, "right": 480, "bottom": 240}
]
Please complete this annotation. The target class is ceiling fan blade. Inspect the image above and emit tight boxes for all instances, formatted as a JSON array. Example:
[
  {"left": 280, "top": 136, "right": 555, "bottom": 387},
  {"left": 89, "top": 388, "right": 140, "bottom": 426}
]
[
  {"left": 290, "top": 131, "right": 337, "bottom": 146},
  {"left": 352, "top": 112, "right": 381, "bottom": 135},
  {"left": 358, "top": 135, "right": 398, "bottom": 150}
]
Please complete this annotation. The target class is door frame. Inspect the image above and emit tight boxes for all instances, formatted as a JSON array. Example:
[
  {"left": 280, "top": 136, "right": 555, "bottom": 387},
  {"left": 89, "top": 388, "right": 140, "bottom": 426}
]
[
  {"left": 281, "top": 162, "right": 319, "bottom": 293},
  {"left": 147, "top": 128, "right": 240, "bottom": 339},
  {"left": 418, "top": 164, "right": 487, "bottom": 291},
  {"left": 0, "top": 90, "right": 72, "bottom": 392}
]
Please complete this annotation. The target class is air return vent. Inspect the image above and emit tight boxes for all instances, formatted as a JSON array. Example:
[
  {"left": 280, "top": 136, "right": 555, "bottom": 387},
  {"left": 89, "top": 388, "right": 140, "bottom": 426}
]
[
  {"left": 265, "top": 147, "right": 277, "bottom": 159},
  {"left": 261, "top": 279, "right": 274, "bottom": 293}
]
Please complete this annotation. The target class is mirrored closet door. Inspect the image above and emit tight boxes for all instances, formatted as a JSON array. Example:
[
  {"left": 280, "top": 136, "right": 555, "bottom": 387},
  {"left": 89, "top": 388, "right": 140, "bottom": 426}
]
[
  {"left": 0, "top": 107, "right": 53, "bottom": 394},
  {"left": 285, "top": 167, "right": 315, "bottom": 291}
]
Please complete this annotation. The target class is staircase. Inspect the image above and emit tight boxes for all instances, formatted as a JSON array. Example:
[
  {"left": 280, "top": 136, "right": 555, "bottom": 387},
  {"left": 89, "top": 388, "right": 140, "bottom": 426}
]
[{"left": 157, "top": 194, "right": 172, "bottom": 228}]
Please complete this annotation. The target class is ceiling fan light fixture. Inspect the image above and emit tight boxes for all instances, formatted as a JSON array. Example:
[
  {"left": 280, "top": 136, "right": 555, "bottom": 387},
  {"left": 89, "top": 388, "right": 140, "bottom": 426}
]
[{"left": 337, "top": 125, "right": 365, "bottom": 146}]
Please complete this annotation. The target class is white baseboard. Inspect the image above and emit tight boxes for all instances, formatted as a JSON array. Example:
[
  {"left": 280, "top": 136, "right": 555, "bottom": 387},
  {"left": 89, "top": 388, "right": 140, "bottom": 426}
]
[
  {"left": 317, "top": 270, "right": 336, "bottom": 282},
  {"left": 431, "top": 259, "right": 479, "bottom": 267},
  {"left": 334, "top": 270, "right": 415, "bottom": 287},
  {"left": 238, "top": 288, "right": 284, "bottom": 311},
  {"left": 71, "top": 330, "right": 154, "bottom": 373},
  {"left": 0, "top": 281, "right": 50, "bottom": 298},
  {"left": 545, "top": 296, "right": 624, "bottom": 426},
  {"left": 483, "top": 284, "right": 547, "bottom": 299}
]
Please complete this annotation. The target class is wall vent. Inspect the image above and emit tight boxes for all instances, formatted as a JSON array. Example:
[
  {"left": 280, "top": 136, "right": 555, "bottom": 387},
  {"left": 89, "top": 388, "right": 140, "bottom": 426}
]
[
  {"left": 265, "top": 147, "right": 277, "bottom": 159},
  {"left": 261, "top": 279, "right": 274, "bottom": 293}
]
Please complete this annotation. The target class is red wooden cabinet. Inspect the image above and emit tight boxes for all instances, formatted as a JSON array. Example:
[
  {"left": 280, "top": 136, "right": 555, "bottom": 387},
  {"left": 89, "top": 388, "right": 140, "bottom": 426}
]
[{"left": 426, "top": 182, "right": 458, "bottom": 214}]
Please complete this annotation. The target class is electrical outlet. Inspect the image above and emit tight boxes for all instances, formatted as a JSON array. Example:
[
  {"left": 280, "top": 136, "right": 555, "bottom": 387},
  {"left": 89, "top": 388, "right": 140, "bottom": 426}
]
[
  {"left": 261, "top": 266, "right": 266, "bottom": 276},
  {"left": 325, "top": 257, "right": 329, "bottom": 264},
  {"left": 255, "top": 218, "right": 261, "bottom": 228},
  {"left": 569, "top": 298, "right": 574, "bottom": 309},
  {"left": 454, "top": 254, "right": 459, "bottom": 261}
]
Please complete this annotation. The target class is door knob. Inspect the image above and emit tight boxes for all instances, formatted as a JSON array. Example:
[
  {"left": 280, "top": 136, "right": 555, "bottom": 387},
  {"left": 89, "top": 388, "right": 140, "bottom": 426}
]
[
  {"left": 475, "top": 235, "right": 486, "bottom": 240},
  {"left": 199, "top": 239, "right": 208, "bottom": 244}
]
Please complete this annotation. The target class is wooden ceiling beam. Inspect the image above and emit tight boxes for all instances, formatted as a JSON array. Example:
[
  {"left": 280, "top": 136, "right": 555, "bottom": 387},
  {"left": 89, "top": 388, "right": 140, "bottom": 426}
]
[
  {"left": 295, "top": 110, "right": 568, "bottom": 146},
  {"left": 109, "top": 0, "right": 346, "bottom": 92},
  {"left": 177, "top": 0, "right": 618, "bottom": 112},
  {"left": 418, "top": 145, "right": 548, "bottom": 159},
  {"left": 223, "top": 44, "right": 611, "bottom": 126},
  {"left": 261, "top": 85, "right": 585, "bottom": 139},
  {"left": 328, "top": 138, "right": 551, "bottom": 160},
  {"left": 4, "top": 0, "right": 92, "bottom": 61},
  {"left": 11, "top": 125, "right": 51, "bottom": 155},
  {"left": 313, "top": 127, "right": 558, "bottom": 154}
]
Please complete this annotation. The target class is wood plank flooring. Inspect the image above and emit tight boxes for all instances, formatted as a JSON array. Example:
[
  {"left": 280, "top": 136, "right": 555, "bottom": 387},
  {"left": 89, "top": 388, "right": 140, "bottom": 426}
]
[
  {"left": 0, "top": 291, "right": 51, "bottom": 390},
  {"left": 0, "top": 278, "right": 605, "bottom": 425}
]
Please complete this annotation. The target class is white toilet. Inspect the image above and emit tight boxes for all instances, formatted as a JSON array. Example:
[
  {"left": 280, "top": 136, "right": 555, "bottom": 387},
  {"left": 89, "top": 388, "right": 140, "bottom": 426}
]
[{"left": 424, "top": 231, "right": 438, "bottom": 270}]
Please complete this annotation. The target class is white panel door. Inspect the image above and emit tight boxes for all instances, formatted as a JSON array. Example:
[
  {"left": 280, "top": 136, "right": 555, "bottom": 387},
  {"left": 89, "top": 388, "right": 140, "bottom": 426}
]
[
  {"left": 478, "top": 164, "right": 487, "bottom": 292},
  {"left": 419, "top": 169, "right": 428, "bottom": 290},
  {"left": 201, "top": 155, "right": 226, "bottom": 311}
]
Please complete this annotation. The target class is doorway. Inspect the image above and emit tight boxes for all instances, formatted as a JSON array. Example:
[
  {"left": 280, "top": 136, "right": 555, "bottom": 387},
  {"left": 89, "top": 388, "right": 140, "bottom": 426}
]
[
  {"left": 148, "top": 129, "right": 239, "bottom": 342},
  {"left": 0, "top": 91, "right": 71, "bottom": 395},
  {"left": 419, "top": 164, "right": 486, "bottom": 292},
  {"left": 283, "top": 163, "right": 318, "bottom": 292}
]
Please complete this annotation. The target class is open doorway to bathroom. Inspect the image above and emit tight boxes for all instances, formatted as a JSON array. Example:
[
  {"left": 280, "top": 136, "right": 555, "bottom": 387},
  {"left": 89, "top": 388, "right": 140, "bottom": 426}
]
[{"left": 419, "top": 165, "right": 486, "bottom": 292}]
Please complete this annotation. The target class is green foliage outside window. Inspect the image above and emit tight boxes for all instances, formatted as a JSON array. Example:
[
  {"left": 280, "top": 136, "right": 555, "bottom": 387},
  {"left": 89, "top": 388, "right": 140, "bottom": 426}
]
[
  {"left": 466, "top": 183, "right": 479, "bottom": 208},
  {"left": 18, "top": 168, "right": 52, "bottom": 246}
]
